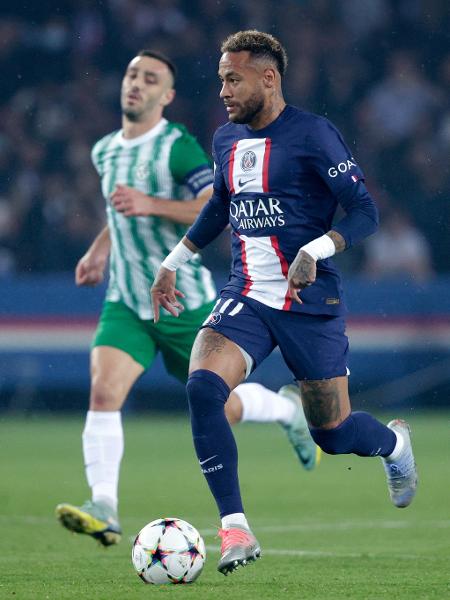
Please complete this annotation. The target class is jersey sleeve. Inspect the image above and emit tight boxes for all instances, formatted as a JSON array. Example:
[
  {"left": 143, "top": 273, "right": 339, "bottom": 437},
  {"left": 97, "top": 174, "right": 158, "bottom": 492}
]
[
  {"left": 306, "top": 117, "right": 365, "bottom": 193},
  {"left": 306, "top": 118, "right": 378, "bottom": 247},
  {"left": 186, "top": 139, "right": 230, "bottom": 248},
  {"left": 169, "top": 129, "right": 214, "bottom": 196},
  {"left": 91, "top": 141, "right": 103, "bottom": 176}
]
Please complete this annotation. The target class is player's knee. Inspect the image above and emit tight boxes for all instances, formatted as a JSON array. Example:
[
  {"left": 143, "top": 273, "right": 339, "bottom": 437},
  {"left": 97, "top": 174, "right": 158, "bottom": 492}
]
[
  {"left": 90, "top": 378, "right": 121, "bottom": 411},
  {"left": 186, "top": 369, "right": 230, "bottom": 418},
  {"left": 309, "top": 417, "right": 355, "bottom": 455}
]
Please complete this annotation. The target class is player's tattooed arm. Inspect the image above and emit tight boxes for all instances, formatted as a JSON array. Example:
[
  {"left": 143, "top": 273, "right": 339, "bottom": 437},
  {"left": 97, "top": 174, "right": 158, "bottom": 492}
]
[
  {"left": 327, "top": 230, "right": 346, "bottom": 253},
  {"left": 288, "top": 230, "right": 346, "bottom": 303}
]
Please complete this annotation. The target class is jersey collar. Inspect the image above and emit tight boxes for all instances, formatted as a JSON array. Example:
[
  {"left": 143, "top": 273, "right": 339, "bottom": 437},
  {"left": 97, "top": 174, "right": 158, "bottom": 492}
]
[{"left": 117, "top": 118, "right": 168, "bottom": 148}]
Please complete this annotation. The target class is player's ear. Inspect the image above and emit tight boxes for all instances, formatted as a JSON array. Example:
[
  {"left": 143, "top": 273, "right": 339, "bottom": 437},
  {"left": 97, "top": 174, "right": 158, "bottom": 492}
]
[
  {"left": 263, "top": 67, "right": 277, "bottom": 88},
  {"left": 161, "top": 87, "right": 176, "bottom": 107}
]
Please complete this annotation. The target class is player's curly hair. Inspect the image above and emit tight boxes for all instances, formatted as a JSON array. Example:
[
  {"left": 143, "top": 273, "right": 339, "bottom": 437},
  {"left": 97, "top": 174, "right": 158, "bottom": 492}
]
[{"left": 221, "top": 30, "right": 288, "bottom": 77}]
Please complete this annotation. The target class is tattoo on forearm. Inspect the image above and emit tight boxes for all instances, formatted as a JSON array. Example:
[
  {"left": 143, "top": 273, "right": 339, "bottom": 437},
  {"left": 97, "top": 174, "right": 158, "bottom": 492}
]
[
  {"left": 191, "top": 329, "right": 227, "bottom": 361},
  {"left": 300, "top": 379, "right": 342, "bottom": 427},
  {"left": 327, "top": 230, "right": 346, "bottom": 253}
]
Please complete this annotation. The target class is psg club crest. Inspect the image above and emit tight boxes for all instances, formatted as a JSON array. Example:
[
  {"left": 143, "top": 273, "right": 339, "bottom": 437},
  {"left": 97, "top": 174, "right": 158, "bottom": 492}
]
[
  {"left": 208, "top": 312, "right": 222, "bottom": 326},
  {"left": 240, "top": 150, "right": 257, "bottom": 171}
]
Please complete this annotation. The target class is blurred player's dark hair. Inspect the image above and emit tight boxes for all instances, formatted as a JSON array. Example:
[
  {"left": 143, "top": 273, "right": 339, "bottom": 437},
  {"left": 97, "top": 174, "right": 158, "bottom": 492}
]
[
  {"left": 137, "top": 49, "right": 177, "bottom": 83},
  {"left": 221, "top": 30, "right": 288, "bottom": 77}
]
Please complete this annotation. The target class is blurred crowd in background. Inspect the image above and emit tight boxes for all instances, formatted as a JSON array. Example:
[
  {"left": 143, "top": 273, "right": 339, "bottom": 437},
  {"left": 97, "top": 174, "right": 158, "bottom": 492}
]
[{"left": 0, "top": 0, "right": 448, "bottom": 279}]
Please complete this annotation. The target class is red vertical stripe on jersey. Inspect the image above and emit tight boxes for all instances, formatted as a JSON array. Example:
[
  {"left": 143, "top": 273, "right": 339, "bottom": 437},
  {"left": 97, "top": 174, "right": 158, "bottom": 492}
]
[
  {"left": 270, "top": 235, "right": 292, "bottom": 310},
  {"left": 262, "top": 138, "right": 272, "bottom": 192},
  {"left": 228, "top": 142, "right": 238, "bottom": 194},
  {"left": 238, "top": 234, "right": 252, "bottom": 296}
]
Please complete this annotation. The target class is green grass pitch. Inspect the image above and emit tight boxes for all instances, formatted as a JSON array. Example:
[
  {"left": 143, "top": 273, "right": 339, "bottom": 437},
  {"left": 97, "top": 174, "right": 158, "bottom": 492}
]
[{"left": 0, "top": 412, "right": 448, "bottom": 599}]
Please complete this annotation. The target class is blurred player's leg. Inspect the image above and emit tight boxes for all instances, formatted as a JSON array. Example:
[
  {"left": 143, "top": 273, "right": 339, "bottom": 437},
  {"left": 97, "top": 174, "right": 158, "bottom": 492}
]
[
  {"left": 56, "top": 346, "right": 144, "bottom": 545},
  {"left": 228, "top": 383, "right": 321, "bottom": 470}
]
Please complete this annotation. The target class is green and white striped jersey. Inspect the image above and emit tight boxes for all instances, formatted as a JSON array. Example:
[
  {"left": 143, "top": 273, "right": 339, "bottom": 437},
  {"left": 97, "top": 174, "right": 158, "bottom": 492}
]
[{"left": 91, "top": 118, "right": 217, "bottom": 320}]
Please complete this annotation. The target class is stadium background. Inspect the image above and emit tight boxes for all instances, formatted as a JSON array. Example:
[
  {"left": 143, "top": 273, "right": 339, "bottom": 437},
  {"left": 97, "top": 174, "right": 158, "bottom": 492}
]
[{"left": 0, "top": 0, "right": 449, "bottom": 412}]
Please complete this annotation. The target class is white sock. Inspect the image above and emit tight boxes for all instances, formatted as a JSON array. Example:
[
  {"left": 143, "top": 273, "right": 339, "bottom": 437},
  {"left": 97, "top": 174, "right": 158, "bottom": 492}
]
[
  {"left": 82, "top": 410, "right": 124, "bottom": 512},
  {"left": 385, "top": 431, "right": 404, "bottom": 462},
  {"left": 221, "top": 513, "right": 249, "bottom": 530},
  {"left": 234, "top": 383, "right": 296, "bottom": 425}
]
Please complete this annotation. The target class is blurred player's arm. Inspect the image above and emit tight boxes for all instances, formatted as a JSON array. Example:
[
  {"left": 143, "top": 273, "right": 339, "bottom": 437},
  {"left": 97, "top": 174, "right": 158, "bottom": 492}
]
[
  {"left": 111, "top": 131, "right": 215, "bottom": 224},
  {"left": 110, "top": 183, "right": 212, "bottom": 224},
  {"left": 75, "top": 225, "right": 110, "bottom": 286}
]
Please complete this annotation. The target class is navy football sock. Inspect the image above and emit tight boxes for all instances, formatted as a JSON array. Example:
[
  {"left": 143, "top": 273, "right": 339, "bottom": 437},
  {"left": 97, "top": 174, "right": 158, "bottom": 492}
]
[
  {"left": 186, "top": 369, "right": 243, "bottom": 517},
  {"left": 310, "top": 411, "right": 396, "bottom": 457}
]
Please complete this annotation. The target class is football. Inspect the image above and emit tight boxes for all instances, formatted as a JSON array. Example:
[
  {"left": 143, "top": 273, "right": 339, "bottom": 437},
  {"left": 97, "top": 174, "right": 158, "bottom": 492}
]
[{"left": 132, "top": 518, "right": 206, "bottom": 584}]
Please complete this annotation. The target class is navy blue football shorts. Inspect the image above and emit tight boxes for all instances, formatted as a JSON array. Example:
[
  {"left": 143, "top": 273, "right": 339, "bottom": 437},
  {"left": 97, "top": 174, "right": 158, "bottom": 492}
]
[{"left": 201, "top": 292, "right": 349, "bottom": 381}]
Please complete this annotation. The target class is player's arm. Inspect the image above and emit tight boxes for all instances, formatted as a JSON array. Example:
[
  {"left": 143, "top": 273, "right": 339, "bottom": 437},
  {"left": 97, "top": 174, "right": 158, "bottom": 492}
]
[
  {"left": 288, "top": 119, "right": 378, "bottom": 303},
  {"left": 111, "top": 130, "right": 215, "bottom": 224},
  {"left": 110, "top": 183, "right": 213, "bottom": 224},
  {"left": 75, "top": 225, "right": 110, "bottom": 286}
]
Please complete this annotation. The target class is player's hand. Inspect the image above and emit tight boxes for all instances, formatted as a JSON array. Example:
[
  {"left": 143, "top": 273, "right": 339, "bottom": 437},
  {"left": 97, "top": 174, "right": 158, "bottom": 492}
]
[
  {"left": 111, "top": 184, "right": 160, "bottom": 217},
  {"left": 151, "top": 267, "right": 185, "bottom": 323},
  {"left": 287, "top": 250, "right": 317, "bottom": 304},
  {"left": 75, "top": 253, "right": 106, "bottom": 286}
]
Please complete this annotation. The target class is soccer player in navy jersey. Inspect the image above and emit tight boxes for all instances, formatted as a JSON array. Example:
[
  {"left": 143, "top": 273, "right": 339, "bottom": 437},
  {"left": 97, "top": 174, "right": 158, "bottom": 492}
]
[{"left": 152, "top": 30, "right": 418, "bottom": 575}]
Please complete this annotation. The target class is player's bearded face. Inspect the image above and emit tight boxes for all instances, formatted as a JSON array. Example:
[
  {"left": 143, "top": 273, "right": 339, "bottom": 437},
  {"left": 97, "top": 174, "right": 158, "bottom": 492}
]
[
  {"left": 226, "top": 89, "right": 265, "bottom": 124},
  {"left": 219, "top": 52, "right": 266, "bottom": 125}
]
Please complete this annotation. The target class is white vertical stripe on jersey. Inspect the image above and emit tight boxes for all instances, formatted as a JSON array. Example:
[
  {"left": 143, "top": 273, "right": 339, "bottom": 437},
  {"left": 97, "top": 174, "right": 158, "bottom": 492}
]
[
  {"left": 103, "top": 136, "right": 135, "bottom": 309},
  {"left": 230, "top": 138, "right": 270, "bottom": 194},
  {"left": 113, "top": 146, "right": 144, "bottom": 312},
  {"left": 240, "top": 235, "right": 289, "bottom": 310}
]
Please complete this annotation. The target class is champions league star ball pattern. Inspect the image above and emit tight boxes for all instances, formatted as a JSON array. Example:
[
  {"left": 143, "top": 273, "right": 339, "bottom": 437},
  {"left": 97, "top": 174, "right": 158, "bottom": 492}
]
[{"left": 132, "top": 518, "right": 206, "bottom": 584}]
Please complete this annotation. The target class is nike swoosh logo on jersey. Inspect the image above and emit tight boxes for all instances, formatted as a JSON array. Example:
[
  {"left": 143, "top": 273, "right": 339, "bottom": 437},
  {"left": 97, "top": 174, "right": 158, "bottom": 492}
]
[
  {"left": 238, "top": 178, "right": 256, "bottom": 187},
  {"left": 199, "top": 455, "right": 218, "bottom": 465}
]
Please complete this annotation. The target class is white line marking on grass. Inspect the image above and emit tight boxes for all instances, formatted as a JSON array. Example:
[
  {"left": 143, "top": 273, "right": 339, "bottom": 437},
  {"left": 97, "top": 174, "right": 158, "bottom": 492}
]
[
  {"left": 1, "top": 515, "right": 449, "bottom": 533},
  {"left": 200, "top": 519, "right": 450, "bottom": 537},
  {"left": 204, "top": 545, "right": 418, "bottom": 560}
]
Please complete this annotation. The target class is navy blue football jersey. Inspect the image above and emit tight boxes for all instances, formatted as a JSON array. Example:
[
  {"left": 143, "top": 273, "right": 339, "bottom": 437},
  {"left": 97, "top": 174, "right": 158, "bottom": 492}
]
[{"left": 188, "top": 105, "right": 378, "bottom": 315}]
